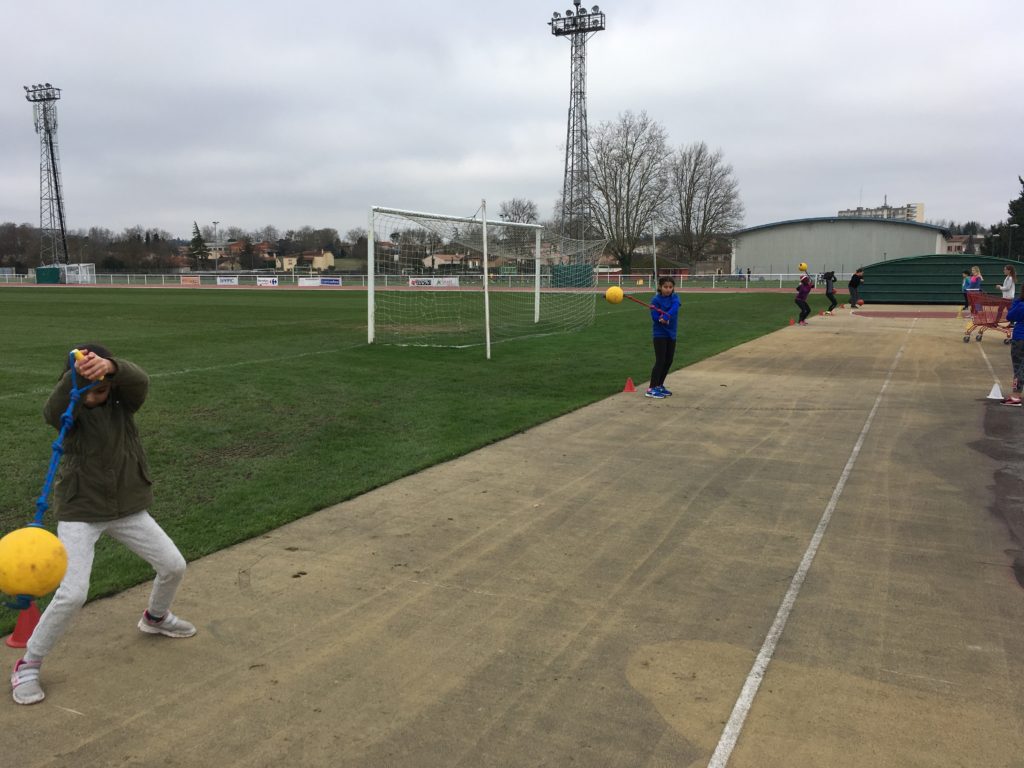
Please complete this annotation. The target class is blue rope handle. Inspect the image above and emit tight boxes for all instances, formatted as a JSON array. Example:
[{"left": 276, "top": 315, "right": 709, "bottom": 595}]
[
  {"left": 6, "top": 351, "right": 100, "bottom": 610},
  {"left": 32, "top": 349, "right": 100, "bottom": 527}
]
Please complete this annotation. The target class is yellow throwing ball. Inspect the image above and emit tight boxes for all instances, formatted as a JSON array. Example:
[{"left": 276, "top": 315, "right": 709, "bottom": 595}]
[
  {"left": 0, "top": 526, "right": 68, "bottom": 598},
  {"left": 798, "top": 262, "right": 808, "bottom": 272},
  {"left": 605, "top": 286, "right": 624, "bottom": 304}
]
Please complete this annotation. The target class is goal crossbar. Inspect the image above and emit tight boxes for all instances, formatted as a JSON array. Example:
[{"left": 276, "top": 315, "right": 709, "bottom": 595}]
[{"left": 367, "top": 202, "right": 603, "bottom": 358}]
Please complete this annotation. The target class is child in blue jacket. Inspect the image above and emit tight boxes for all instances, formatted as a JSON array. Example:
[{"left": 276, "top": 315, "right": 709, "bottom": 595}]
[
  {"left": 645, "top": 276, "right": 681, "bottom": 399},
  {"left": 1003, "top": 300, "right": 1024, "bottom": 405}
]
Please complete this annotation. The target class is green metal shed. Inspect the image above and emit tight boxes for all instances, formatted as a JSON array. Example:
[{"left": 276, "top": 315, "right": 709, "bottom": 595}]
[
  {"left": 860, "top": 254, "right": 1018, "bottom": 304},
  {"left": 35, "top": 266, "right": 62, "bottom": 284}
]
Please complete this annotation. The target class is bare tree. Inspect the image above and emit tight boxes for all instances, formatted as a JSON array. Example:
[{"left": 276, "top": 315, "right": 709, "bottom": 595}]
[
  {"left": 256, "top": 225, "right": 279, "bottom": 243},
  {"left": 498, "top": 198, "right": 539, "bottom": 224},
  {"left": 668, "top": 141, "right": 744, "bottom": 269},
  {"left": 589, "top": 111, "right": 672, "bottom": 274}
]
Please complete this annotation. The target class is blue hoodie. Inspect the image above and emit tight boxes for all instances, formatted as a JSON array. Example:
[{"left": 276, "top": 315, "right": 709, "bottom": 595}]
[
  {"left": 650, "top": 291, "right": 681, "bottom": 339},
  {"left": 1007, "top": 299, "right": 1024, "bottom": 340}
]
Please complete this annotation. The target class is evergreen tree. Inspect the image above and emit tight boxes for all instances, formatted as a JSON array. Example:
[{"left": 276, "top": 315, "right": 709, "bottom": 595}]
[{"left": 188, "top": 221, "right": 211, "bottom": 270}]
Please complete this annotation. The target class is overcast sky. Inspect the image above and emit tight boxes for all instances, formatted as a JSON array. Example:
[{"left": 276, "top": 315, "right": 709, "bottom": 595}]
[{"left": 1, "top": 0, "right": 1021, "bottom": 239}]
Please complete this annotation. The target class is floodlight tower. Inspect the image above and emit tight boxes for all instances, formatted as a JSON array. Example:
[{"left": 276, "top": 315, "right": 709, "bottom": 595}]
[
  {"left": 549, "top": 1, "right": 605, "bottom": 241},
  {"left": 24, "top": 83, "right": 70, "bottom": 265}
]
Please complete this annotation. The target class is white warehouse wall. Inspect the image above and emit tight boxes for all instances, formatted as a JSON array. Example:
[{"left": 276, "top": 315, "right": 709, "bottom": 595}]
[{"left": 731, "top": 218, "right": 947, "bottom": 275}]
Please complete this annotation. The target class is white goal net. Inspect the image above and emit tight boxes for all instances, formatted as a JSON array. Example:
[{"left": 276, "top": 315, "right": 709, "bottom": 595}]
[
  {"left": 59, "top": 263, "right": 97, "bottom": 284},
  {"left": 368, "top": 204, "right": 605, "bottom": 358}
]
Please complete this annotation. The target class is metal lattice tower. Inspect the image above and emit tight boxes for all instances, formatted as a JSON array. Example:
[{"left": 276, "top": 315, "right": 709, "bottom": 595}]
[
  {"left": 24, "top": 83, "right": 69, "bottom": 265},
  {"left": 549, "top": 1, "right": 605, "bottom": 241}
]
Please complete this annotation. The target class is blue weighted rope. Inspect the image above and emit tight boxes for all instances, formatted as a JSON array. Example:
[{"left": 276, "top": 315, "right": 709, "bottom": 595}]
[{"left": 6, "top": 350, "right": 98, "bottom": 611}]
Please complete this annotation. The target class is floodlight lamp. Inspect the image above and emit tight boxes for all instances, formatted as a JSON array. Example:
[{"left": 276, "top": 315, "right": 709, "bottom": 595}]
[
  {"left": 566, "top": 9, "right": 573, "bottom": 16},
  {"left": 592, "top": 5, "right": 600, "bottom": 11},
  {"left": 553, "top": 11, "right": 560, "bottom": 17},
  {"left": 23, "top": 85, "right": 29, "bottom": 91},
  {"left": 579, "top": 7, "right": 587, "bottom": 14},
  {"left": 45, "top": 83, "right": 51, "bottom": 87}
]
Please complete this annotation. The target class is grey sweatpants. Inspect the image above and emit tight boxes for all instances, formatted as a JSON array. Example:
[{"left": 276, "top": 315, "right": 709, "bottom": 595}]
[{"left": 26, "top": 510, "right": 187, "bottom": 659}]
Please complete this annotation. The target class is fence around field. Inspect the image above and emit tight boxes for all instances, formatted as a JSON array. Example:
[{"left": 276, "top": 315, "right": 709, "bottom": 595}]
[{"left": 0, "top": 271, "right": 850, "bottom": 290}]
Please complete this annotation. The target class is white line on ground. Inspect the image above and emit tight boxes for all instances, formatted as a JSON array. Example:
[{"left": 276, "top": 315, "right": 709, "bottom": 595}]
[
  {"left": 706, "top": 320, "right": 915, "bottom": 768},
  {"left": 976, "top": 343, "right": 999, "bottom": 385},
  {"left": 0, "top": 343, "right": 366, "bottom": 401},
  {"left": 53, "top": 705, "right": 86, "bottom": 717}
]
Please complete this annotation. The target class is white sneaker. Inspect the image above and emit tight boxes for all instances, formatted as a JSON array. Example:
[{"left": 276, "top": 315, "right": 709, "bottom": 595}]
[
  {"left": 11, "top": 659, "right": 45, "bottom": 705},
  {"left": 138, "top": 611, "right": 197, "bottom": 638}
]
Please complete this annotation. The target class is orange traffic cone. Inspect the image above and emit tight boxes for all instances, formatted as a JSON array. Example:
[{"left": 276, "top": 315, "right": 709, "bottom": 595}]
[
  {"left": 623, "top": 377, "right": 636, "bottom": 393},
  {"left": 789, "top": 318, "right": 795, "bottom": 326},
  {"left": 5, "top": 600, "right": 41, "bottom": 648}
]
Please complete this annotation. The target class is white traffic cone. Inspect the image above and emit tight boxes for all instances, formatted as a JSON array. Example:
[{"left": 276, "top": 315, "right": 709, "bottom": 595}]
[{"left": 988, "top": 382, "right": 1004, "bottom": 400}]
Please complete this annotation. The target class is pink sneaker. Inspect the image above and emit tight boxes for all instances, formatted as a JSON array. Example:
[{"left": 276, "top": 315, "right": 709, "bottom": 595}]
[
  {"left": 11, "top": 658, "right": 44, "bottom": 705},
  {"left": 1000, "top": 397, "right": 1022, "bottom": 407}
]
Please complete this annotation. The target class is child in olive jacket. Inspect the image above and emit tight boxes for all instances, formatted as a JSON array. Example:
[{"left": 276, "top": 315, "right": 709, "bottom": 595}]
[{"left": 11, "top": 344, "right": 196, "bottom": 706}]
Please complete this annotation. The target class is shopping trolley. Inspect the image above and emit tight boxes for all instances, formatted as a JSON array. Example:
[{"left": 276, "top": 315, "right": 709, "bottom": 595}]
[{"left": 963, "top": 292, "right": 1012, "bottom": 343}]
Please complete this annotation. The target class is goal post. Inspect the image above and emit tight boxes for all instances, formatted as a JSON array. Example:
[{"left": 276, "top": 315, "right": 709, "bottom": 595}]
[{"left": 368, "top": 203, "right": 604, "bottom": 358}]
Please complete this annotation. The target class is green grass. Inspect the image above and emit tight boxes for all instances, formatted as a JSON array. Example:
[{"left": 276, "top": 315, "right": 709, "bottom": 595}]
[{"left": 0, "top": 286, "right": 797, "bottom": 632}]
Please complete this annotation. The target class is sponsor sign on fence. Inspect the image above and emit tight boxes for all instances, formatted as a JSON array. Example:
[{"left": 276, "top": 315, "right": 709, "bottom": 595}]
[
  {"left": 180, "top": 275, "right": 201, "bottom": 287},
  {"left": 217, "top": 276, "right": 239, "bottom": 286},
  {"left": 299, "top": 276, "right": 341, "bottom": 287},
  {"left": 257, "top": 276, "right": 279, "bottom": 287},
  {"left": 408, "top": 277, "right": 460, "bottom": 288}
]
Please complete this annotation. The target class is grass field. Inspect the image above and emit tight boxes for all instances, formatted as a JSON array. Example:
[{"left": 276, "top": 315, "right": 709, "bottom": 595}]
[{"left": 0, "top": 286, "right": 799, "bottom": 632}]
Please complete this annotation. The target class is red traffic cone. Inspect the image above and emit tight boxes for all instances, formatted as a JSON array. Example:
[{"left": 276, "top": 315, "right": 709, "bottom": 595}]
[
  {"left": 623, "top": 377, "right": 636, "bottom": 393},
  {"left": 819, "top": 310, "right": 825, "bottom": 316},
  {"left": 5, "top": 600, "right": 41, "bottom": 648},
  {"left": 788, "top": 317, "right": 795, "bottom": 326}
]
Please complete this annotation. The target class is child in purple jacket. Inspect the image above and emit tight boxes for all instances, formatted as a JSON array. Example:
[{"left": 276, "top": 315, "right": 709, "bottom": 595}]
[{"left": 795, "top": 273, "right": 813, "bottom": 325}]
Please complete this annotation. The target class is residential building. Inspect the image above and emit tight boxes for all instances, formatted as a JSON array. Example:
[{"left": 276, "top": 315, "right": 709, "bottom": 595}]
[{"left": 837, "top": 198, "right": 925, "bottom": 223}]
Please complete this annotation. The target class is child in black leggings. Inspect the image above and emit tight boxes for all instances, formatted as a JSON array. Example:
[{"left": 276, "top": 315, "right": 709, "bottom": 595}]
[{"left": 645, "top": 276, "right": 681, "bottom": 399}]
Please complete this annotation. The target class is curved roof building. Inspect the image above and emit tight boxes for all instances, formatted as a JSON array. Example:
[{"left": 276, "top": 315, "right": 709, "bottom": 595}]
[{"left": 731, "top": 217, "right": 952, "bottom": 275}]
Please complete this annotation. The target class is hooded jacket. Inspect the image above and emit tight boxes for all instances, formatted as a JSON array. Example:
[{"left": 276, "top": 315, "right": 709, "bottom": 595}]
[
  {"left": 795, "top": 275, "right": 813, "bottom": 301},
  {"left": 44, "top": 358, "right": 154, "bottom": 522}
]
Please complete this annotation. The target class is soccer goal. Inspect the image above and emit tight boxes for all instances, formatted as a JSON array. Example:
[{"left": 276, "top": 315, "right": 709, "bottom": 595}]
[
  {"left": 58, "top": 263, "right": 96, "bottom": 284},
  {"left": 368, "top": 203, "right": 605, "bottom": 358}
]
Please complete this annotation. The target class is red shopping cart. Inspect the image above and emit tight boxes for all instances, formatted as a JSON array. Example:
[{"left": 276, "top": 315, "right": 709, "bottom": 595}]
[{"left": 963, "top": 292, "right": 1012, "bottom": 343}]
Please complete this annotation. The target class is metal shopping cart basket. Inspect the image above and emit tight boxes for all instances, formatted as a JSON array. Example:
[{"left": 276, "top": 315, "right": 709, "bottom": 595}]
[{"left": 963, "top": 292, "right": 1012, "bottom": 343}]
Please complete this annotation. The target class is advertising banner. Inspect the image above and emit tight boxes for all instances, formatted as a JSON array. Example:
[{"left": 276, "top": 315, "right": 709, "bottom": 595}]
[
  {"left": 298, "top": 277, "right": 321, "bottom": 287},
  {"left": 257, "top": 276, "right": 279, "bottom": 287},
  {"left": 408, "top": 277, "right": 460, "bottom": 288},
  {"left": 320, "top": 277, "right": 342, "bottom": 286},
  {"left": 217, "top": 276, "right": 239, "bottom": 286},
  {"left": 180, "top": 275, "right": 201, "bottom": 287}
]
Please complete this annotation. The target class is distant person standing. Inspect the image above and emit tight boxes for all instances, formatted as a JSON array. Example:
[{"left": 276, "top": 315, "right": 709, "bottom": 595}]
[
  {"left": 965, "top": 265, "right": 984, "bottom": 313},
  {"left": 1001, "top": 264, "right": 1016, "bottom": 326},
  {"left": 1000, "top": 264, "right": 1016, "bottom": 300},
  {"left": 848, "top": 268, "right": 865, "bottom": 307},
  {"left": 967, "top": 265, "right": 984, "bottom": 292},
  {"left": 822, "top": 271, "right": 838, "bottom": 314},
  {"left": 960, "top": 270, "right": 972, "bottom": 311}
]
